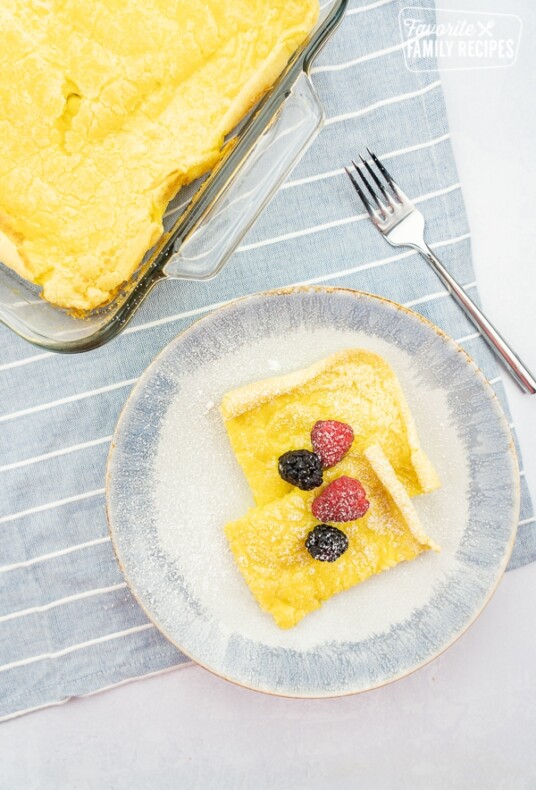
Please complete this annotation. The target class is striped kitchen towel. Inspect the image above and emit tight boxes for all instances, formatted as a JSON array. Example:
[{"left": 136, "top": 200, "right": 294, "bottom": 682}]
[{"left": 0, "top": 0, "right": 533, "bottom": 721}]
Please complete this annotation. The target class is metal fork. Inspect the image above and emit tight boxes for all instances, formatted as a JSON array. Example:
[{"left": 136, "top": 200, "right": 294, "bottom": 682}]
[{"left": 345, "top": 149, "right": 536, "bottom": 395}]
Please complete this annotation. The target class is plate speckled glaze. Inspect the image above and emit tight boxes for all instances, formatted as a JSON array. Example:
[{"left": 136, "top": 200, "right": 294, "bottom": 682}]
[{"left": 106, "top": 287, "right": 519, "bottom": 697}]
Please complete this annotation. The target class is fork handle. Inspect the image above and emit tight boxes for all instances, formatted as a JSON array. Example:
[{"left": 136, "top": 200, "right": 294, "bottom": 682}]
[{"left": 421, "top": 245, "right": 536, "bottom": 395}]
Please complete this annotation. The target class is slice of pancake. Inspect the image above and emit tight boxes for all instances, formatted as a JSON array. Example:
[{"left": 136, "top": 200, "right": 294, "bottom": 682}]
[
  {"left": 224, "top": 444, "right": 439, "bottom": 629},
  {"left": 221, "top": 348, "right": 440, "bottom": 507}
]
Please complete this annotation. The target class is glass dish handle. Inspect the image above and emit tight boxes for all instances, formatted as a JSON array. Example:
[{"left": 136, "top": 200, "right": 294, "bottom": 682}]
[{"left": 164, "top": 72, "right": 324, "bottom": 280}]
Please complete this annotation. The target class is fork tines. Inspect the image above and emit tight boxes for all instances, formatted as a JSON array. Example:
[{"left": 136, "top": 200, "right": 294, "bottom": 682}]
[{"left": 345, "top": 148, "right": 407, "bottom": 222}]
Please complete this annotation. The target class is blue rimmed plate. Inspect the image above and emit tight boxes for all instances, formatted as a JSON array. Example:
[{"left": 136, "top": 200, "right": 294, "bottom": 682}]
[{"left": 106, "top": 287, "right": 519, "bottom": 697}]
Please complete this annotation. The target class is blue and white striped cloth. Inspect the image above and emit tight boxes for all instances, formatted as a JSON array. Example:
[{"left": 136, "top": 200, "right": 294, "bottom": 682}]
[{"left": 0, "top": 0, "right": 533, "bottom": 721}]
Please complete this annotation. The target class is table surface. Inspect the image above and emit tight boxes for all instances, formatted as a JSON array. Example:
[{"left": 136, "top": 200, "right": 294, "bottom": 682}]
[{"left": 1, "top": 2, "right": 535, "bottom": 788}]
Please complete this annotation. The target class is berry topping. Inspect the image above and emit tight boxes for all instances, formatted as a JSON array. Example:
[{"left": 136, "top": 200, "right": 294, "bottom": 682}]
[
  {"left": 311, "top": 420, "right": 354, "bottom": 469},
  {"left": 305, "top": 524, "right": 349, "bottom": 562},
  {"left": 312, "top": 476, "right": 370, "bottom": 523},
  {"left": 278, "top": 450, "right": 323, "bottom": 491}
]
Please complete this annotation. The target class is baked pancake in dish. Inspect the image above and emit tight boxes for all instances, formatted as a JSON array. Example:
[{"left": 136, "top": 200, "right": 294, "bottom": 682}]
[
  {"left": 0, "top": 0, "right": 318, "bottom": 310},
  {"left": 224, "top": 444, "right": 439, "bottom": 629},
  {"left": 221, "top": 348, "right": 440, "bottom": 507}
]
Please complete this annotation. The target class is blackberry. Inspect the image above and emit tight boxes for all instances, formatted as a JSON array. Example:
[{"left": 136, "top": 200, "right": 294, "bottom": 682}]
[
  {"left": 278, "top": 449, "right": 323, "bottom": 490},
  {"left": 305, "top": 524, "right": 349, "bottom": 562}
]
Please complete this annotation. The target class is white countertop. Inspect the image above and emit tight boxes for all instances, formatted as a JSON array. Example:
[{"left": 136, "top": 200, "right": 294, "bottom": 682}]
[{"left": 1, "top": 2, "right": 535, "bottom": 787}]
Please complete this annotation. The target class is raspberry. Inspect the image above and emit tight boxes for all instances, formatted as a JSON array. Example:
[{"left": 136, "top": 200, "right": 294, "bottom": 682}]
[
  {"left": 305, "top": 524, "right": 349, "bottom": 562},
  {"left": 278, "top": 450, "right": 323, "bottom": 490},
  {"left": 311, "top": 420, "right": 354, "bottom": 469},
  {"left": 312, "top": 476, "right": 370, "bottom": 523}
]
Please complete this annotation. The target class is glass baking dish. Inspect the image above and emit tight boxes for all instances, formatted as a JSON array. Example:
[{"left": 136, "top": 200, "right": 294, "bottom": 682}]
[{"left": 0, "top": 0, "right": 347, "bottom": 353}]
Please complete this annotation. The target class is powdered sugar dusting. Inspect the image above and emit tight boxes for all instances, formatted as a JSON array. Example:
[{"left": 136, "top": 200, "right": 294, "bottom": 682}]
[
  {"left": 203, "top": 400, "right": 215, "bottom": 415},
  {"left": 154, "top": 323, "right": 469, "bottom": 650}
]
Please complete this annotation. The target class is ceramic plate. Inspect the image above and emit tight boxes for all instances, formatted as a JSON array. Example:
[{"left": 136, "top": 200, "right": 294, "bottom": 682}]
[{"left": 106, "top": 287, "right": 519, "bottom": 697}]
